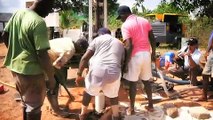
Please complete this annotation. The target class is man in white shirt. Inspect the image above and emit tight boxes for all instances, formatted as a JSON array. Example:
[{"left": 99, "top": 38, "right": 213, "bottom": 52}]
[
  {"left": 169, "top": 38, "right": 202, "bottom": 86},
  {"left": 75, "top": 28, "right": 124, "bottom": 120}
]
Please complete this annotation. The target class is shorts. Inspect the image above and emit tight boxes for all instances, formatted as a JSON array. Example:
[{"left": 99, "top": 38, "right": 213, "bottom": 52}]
[
  {"left": 123, "top": 51, "right": 152, "bottom": 82},
  {"left": 85, "top": 72, "right": 121, "bottom": 98},
  {"left": 202, "top": 50, "right": 213, "bottom": 77}
]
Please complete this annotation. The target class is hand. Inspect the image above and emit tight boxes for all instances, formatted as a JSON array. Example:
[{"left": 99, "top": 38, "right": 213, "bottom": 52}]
[
  {"left": 184, "top": 52, "right": 191, "bottom": 57},
  {"left": 151, "top": 53, "right": 156, "bottom": 62},
  {"left": 204, "top": 52, "right": 209, "bottom": 61},
  {"left": 75, "top": 76, "right": 84, "bottom": 86}
]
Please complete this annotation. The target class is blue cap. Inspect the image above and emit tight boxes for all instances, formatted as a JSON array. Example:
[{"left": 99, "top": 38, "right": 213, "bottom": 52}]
[{"left": 98, "top": 27, "right": 111, "bottom": 35}]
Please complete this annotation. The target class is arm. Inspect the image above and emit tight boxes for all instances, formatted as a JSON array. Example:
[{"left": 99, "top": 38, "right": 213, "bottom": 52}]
[
  {"left": 123, "top": 38, "right": 133, "bottom": 73},
  {"left": 205, "top": 33, "right": 213, "bottom": 59},
  {"left": 188, "top": 54, "right": 198, "bottom": 68},
  {"left": 1, "top": 31, "right": 9, "bottom": 47},
  {"left": 148, "top": 30, "right": 156, "bottom": 62},
  {"left": 37, "top": 49, "right": 56, "bottom": 91},
  {"left": 75, "top": 49, "right": 94, "bottom": 85},
  {"left": 185, "top": 50, "right": 200, "bottom": 68}
]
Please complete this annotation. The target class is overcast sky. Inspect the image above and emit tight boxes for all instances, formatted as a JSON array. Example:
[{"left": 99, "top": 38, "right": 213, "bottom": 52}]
[
  {"left": 0, "top": 0, "right": 163, "bottom": 13},
  {"left": 117, "top": 0, "right": 162, "bottom": 10},
  {"left": 0, "top": 0, "right": 25, "bottom": 13}
]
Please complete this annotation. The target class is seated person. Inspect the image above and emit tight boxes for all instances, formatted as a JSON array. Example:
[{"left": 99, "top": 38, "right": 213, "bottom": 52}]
[{"left": 168, "top": 37, "right": 202, "bottom": 86}]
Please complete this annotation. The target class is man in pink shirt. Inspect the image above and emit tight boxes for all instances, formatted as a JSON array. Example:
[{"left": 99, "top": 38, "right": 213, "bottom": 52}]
[{"left": 117, "top": 5, "right": 156, "bottom": 115}]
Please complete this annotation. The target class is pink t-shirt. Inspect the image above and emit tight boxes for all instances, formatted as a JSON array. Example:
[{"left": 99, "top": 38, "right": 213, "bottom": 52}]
[{"left": 121, "top": 14, "right": 152, "bottom": 57}]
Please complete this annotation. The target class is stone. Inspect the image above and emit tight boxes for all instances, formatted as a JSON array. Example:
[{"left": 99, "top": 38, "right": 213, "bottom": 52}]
[
  {"left": 189, "top": 106, "right": 211, "bottom": 119},
  {"left": 166, "top": 107, "right": 179, "bottom": 118},
  {"left": 161, "top": 103, "right": 179, "bottom": 118}
]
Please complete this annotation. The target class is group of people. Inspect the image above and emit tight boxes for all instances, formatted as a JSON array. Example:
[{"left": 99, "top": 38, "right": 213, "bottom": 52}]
[
  {"left": 168, "top": 37, "right": 202, "bottom": 86},
  {"left": 166, "top": 31, "right": 213, "bottom": 102},
  {"left": 1, "top": 1, "right": 156, "bottom": 119},
  {"left": 75, "top": 5, "right": 156, "bottom": 120},
  {"left": 1, "top": 0, "right": 212, "bottom": 119}
]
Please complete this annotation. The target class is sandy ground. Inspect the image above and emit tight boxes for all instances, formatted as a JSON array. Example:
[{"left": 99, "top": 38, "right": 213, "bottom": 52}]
[{"left": 1, "top": 43, "right": 213, "bottom": 120}]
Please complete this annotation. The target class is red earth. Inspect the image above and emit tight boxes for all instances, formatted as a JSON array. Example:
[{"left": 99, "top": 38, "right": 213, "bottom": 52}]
[{"left": 1, "top": 43, "right": 213, "bottom": 120}]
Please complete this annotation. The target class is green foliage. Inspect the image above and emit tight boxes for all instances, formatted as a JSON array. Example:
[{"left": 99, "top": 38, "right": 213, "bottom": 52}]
[
  {"left": 59, "top": 10, "right": 72, "bottom": 29},
  {"left": 107, "top": 15, "right": 122, "bottom": 30},
  {"left": 59, "top": 10, "right": 86, "bottom": 29},
  {"left": 185, "top": 16, "right": 213, "bottom": 48},
  {"left": 152, "top": 2, "right": 186, "bottom": 14},
  {"left": 173, "top": 0, "right": 213, "bottom": 18},
  {"left": 54, "top": 0, "right": 85, "bottom": 12}
]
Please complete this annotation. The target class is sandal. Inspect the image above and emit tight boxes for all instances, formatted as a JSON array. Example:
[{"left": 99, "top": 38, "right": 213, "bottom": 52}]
[
  {"left": 126, "top": 108, "right": 135, "bottom": 115},
  {"left": 144, "top": 106, "right": 154, "bottom": 112}
]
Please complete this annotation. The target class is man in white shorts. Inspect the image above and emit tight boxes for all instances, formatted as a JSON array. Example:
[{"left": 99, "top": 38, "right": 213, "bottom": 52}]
[
  {"left": 75, "top": 27, "right": 124, "bottom": 120},
  {"left": 117, "top": 5, "right": 156, "bottom": 114}
]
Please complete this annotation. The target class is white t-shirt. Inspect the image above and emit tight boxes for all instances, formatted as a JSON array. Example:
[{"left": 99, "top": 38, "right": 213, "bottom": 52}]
[
  {"left": 49, "top": 37, "right": 75, "bottom": 69},
  {"left": 184, "top": 49, "right": 201, "bottom": 69},
  {"left": 86, "top": 34, "right": 124, "bottom": 85}
]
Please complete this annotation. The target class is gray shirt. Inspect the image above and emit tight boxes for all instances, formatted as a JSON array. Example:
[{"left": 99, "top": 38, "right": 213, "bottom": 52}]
[{"left": 87, "top": 34, "right": 124, "bottom": 84}]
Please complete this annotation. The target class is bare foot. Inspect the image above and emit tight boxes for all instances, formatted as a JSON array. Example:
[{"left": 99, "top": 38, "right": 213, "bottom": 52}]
[
  {"left": 126, "top": 107, "right": 135, "bottom": 115},
  {"left": 145, "top": 106, "right": 154, "bottom": 112},
  {"left": 194, "top": 97, "right": 207, "bottom": 102}
]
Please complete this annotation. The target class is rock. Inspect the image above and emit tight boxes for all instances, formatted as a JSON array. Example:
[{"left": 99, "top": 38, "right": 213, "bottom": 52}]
[
  {"left": 161, "top": 103, "right": 179, "bottom": 118},
  {"left": 166, "top": 107, "right": 179, "bottom": 118},
  {"left": 189, "top": 106, "right": 211, "bottom": 119}
]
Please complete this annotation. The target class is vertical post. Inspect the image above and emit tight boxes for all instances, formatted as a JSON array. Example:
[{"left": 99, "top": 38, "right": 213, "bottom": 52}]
[
  {"left": 103, "top": 0, "right": 107, "bottom": 27},
  {"left": 88, "top": 0, "right": 93, "bottom": 43}
]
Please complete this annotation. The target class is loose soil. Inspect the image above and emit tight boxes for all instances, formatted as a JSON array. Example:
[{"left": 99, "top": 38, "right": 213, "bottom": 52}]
[{"left": 0, "top": 43, "right": 213, "bottom": 120}]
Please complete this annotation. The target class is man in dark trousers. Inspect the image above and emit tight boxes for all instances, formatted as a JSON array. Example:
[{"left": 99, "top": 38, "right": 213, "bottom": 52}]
[{"left": 1, "top": 0, "right": 56, "bottom": 119}]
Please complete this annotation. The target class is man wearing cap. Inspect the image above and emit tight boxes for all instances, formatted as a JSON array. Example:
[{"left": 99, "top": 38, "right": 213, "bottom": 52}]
[
  {"left": 117, "top": 5, "right": 156, "bottom": 114},
  {"left": 197, "top": 31, "right": 213, "bottom": 101},
  {"left": 75, "top": 28, "right": 124, "bottom": 120},
  {"left": 169, "top": 37, "right": 202, "bottom": 86}
]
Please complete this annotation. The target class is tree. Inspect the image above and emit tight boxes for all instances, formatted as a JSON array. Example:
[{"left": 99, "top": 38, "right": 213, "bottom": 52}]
[
  {"left": 54, "top": 0, "right": 119, "bottom": 16},
  {"left": 152, "top": 1, "right": 186, "bottom": 14},
  {"left": 173, "top": 0, "right": 213, "bottom": 18}
]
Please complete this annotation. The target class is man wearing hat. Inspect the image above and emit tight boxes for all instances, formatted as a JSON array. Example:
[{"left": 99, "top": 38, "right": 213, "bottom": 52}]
[
  {"left": 75, "top": 28, "right": 124, "bottom": 120},
  {"left": 117, "top": 5, "right": 156, "bottom": 114},
  {"left": 169, "top": 37, "right": 202, "bottom": 86}
]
